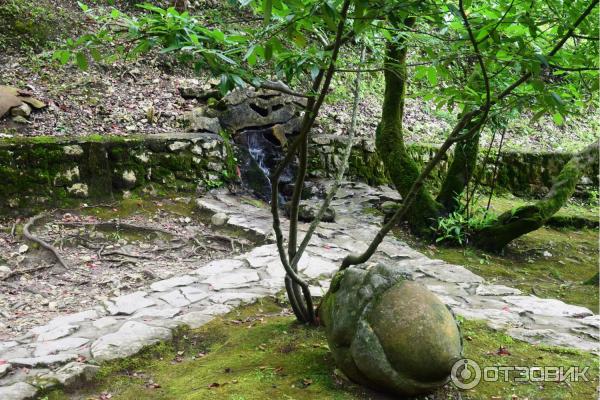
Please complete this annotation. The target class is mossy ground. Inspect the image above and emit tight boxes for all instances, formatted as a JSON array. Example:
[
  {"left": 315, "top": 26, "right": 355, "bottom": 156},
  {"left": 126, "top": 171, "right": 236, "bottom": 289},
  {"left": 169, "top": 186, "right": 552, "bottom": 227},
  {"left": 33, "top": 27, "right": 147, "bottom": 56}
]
[
  {"left": 42, "top": 299, "right": 598, "bottom": 400},
  {"left": 394, "top": 195, "right": 599, "bottom": 313}
]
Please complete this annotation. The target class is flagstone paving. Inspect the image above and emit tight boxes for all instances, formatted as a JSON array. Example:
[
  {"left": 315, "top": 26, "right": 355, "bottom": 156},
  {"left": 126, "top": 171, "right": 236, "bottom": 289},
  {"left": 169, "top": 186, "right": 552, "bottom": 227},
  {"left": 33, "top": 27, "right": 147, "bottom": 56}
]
[{"left": 0, "top": 182, "right": 597, "bottom": 399}]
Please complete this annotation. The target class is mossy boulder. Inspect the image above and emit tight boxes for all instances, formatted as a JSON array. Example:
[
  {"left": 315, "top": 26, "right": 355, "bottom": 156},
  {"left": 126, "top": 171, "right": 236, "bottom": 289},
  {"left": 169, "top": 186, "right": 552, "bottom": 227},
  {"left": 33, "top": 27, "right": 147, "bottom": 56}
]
[{"left": 319, "top": 264, "right": 462, "bottom": 396}]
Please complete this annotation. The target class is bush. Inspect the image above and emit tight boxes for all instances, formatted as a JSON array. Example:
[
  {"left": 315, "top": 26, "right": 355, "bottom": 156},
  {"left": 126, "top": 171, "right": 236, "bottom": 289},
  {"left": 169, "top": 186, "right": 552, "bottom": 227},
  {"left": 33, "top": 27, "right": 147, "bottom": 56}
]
[{"left": 0, "top": 0, "right": 78, "bottom": 50}]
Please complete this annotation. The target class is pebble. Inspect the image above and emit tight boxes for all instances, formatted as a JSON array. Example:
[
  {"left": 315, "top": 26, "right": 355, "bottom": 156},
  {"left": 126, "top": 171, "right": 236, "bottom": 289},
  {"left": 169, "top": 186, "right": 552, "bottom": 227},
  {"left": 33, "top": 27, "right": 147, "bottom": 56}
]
[{"left": 211, "top": 212, "right": 228, "bottom": 226}]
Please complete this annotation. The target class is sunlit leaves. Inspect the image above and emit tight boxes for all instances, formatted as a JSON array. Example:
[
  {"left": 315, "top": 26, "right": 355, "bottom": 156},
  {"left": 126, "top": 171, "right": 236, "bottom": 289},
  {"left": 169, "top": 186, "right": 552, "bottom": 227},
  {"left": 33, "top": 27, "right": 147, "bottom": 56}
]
[{"left": 57, "top": 0, "right": 597, "bottom": 125}]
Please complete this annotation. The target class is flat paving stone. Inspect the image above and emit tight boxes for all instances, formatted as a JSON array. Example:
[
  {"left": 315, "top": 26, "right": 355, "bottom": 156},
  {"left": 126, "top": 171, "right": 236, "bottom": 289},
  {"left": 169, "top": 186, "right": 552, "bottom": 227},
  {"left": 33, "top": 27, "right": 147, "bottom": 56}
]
[
  {"left": 199, "top": 304, "right": 232, "bottom": 315},
  {"left": 132, "top": 307, "right": 182, "bottom": 319},
  {"left": 507, "top": 328, "right": 598, "bottom": 352},
  {"left": 209, "top": 292, "right": 260, "bottom": 305},
  {"left": 92, "top": 317, "right": 119, "bottom": 329},
  {"left": 0, "top": 341, "right": 19, "bottom": 352},
  {"left": 34, "top": 337, "right": 89, "bottom": 357},
  {"left": 194, "top": 259, "right": 246, "bottom": 276},
  {"left": 202, "top": 269, "right": 260, "bottom": 290},
  {"left": 9, "top": 354, "right": 78, "bottom": 368},
  {"left": 580, "top": 315, "right": 600, "bottom": 328},
  {"left": 418, "top": 263, "right": 485, "bottom": 283},
  {"left": 31, "top": 310, "right": 99, "bottom": 335},
  {"left": 159, "top": 290, "right": 191, "bottom": 308},
  {"left": 503, "top": 296, "right": 593, "bottom": 318},
  {"left": 104, "top": 291, "right": 156, "bottom": 315},
  {"left": 36, "top": 325, "right": 79, "bottom": 342},
  {"left": 175, "top": 312, "right": 215, "bottom": 329},
  {"left": 0, "top": 363, "right": 11, "bottom": 378},
  {"left": 300, "top": 256, "right": 338, "bottom": 279},
  {"left": 91, "top": 321, "right": 171, "bottom": 361},
  {"left": 475, "top": 284, "right": 522, "bottom": 296},
  {"left": 0, "top": 381, "right": 37, "bottom": 400},
  {"left": 40, "top": 362, "right": 100, "bottom": 388},
  {"left": 150, "top": 275, "right": 198, "bottom": 292},
  {"left": 180, "top": 286, "right": 210, "bottom": 303}
]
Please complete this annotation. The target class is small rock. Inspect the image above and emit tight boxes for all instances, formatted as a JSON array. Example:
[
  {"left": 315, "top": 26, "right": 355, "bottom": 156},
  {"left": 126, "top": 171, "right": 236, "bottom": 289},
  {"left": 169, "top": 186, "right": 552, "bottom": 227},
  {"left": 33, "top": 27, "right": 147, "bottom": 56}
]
[
  {"left": 380, "top": 200, "right": 400, "bottom": 215},
  {"left": 542, "top": 251, "right": 552, "bottom": 258},
  {"left": 0, "top": 362, "right": 11, "bottom": 378},
  {"left": 0, "top": 382, "right": 37, "bottom": 400},
  {"left": 67, "top": 183, "right": 89, "bottom": 198},
  {"left": 18, "top": 244, "right": 29, "bottom": 254},
  {"left": 167, "top": 141, "right": 190, "bottom": 152},
  {"left": 121, "top": 170, "right": 137, "bottom": 189},
  {"left": 63, "top": 145, "right": 84, "bottom": 156},
  {"left": 0, "top": 265, "right": 12, "bottom": 276},
  {"left": 11, "top": 115, "right": 30, "bottom": 124},
  {"left": 285, "top": 203, "right": 336, "bottom": 223},
  {"left": 211, "top": 212, "right": 228, "bottom": 226},
  {"left": 182, "top": 110, "right": 222, "bottom": 133},
  {"left": 10, "top": 103, "right": 32, "bottom": 117}
]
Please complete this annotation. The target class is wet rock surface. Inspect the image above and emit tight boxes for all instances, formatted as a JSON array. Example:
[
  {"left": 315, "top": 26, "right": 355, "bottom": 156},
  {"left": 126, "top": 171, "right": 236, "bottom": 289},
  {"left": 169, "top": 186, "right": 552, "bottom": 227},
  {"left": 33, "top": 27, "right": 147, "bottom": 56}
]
[{"left": 0, "top": 181, "right": 597, "bottom": 398}]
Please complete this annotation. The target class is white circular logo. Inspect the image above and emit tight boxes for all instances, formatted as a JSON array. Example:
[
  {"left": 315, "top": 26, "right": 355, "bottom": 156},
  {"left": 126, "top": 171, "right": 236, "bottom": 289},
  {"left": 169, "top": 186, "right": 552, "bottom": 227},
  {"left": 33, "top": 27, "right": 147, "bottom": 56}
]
[{"left": 451, "top": 358, "right": 481, "bottom": 390}]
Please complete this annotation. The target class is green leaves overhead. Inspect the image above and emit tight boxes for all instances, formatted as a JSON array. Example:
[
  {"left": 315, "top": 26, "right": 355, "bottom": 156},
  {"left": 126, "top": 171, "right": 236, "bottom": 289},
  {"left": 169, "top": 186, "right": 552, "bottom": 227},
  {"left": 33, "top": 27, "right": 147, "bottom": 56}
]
[{"left": 57, "top": 0, "right": 598, "bottom": 121}]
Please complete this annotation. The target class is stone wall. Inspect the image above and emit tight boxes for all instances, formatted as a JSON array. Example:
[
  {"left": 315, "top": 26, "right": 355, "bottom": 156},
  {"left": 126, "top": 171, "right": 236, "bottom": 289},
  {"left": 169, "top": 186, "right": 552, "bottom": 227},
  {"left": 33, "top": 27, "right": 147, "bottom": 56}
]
[
  {"left": 308, "top": 134, "right": 599, "bottom": 198},
  {"left": 0, "top": 132, "right": 596, "bottom": 212},
  {"left": 0, "top": 133, "right": 228, "bottom": 212}
]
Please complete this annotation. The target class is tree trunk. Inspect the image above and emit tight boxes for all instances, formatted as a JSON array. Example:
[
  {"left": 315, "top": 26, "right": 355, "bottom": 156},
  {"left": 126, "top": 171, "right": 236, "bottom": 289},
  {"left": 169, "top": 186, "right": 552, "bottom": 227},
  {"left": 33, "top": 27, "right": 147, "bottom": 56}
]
[
  {"left": 378, "top": 32, "right": 443, "bottom": 236},
  {"left": 474, "top": 141, "right": 598, "bottom": 252},
  {"left": 436, "top": 128, "right": 480, "bottom": 211},
  {"left": 173, "top": 0, "right": 188, "bottom": 12}
]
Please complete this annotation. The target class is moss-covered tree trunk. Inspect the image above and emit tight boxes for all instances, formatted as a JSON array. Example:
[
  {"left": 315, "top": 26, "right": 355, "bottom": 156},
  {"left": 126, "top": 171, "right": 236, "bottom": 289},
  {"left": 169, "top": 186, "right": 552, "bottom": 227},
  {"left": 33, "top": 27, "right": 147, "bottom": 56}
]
[
  {"left": 436, "top": 128, "right": 480, "bottom": 211},
  {"left": 377, "top": 28, "right": 443, "bottom": 235},
  {"left": 474, "top": 141, "right": 598, "bottom": 252}
]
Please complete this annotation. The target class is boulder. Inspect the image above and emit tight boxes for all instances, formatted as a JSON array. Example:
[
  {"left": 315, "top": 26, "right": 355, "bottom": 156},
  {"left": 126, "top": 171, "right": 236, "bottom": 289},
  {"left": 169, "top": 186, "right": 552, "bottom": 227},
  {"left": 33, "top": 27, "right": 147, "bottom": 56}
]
[
  {"left": 285, "top": 202, "right": 335, "bottom": 223},
  {"left": 319, "top": 264, "right": 462, "bottom": 396},
  {"left": 211, "top": 212, "right": 228, "bottom": 226},
  {"left": 182, "top": 108, "right": 222, "bottom": 133}
]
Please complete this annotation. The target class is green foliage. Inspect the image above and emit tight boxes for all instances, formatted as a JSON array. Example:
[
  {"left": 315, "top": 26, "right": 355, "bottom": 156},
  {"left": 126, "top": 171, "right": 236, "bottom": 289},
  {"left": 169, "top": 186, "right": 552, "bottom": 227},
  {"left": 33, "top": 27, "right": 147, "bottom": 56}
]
[
  {"left": 218, "top": 130, "right": 239, "bottom": 181},
  {"left": 434, "top": 197, "right": 497, "bottom": 245},
  {"left": 55, "top": 0, "right": 598, "bottom": 130}
]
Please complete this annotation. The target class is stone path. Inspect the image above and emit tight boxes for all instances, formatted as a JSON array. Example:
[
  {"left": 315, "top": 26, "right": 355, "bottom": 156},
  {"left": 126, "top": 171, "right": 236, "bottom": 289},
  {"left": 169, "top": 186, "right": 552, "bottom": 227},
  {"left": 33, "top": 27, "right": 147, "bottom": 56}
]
[{"left": 1, "top": 181, "right": 598, "bottom": 399}]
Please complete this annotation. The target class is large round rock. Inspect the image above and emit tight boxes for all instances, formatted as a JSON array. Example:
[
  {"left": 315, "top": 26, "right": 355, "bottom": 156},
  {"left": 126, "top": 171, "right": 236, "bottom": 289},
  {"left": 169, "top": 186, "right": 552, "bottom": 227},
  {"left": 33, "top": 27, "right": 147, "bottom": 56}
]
[{"left": 319, "top": 264, "right": 462, "bottom": 396}]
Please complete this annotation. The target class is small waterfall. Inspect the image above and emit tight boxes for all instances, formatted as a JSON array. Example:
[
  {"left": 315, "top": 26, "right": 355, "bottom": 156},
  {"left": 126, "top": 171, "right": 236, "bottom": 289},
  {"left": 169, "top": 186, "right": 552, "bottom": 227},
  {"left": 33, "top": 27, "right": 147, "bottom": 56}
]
[{"left": 234, "top": 127, "right": 295, "bottom": 203}]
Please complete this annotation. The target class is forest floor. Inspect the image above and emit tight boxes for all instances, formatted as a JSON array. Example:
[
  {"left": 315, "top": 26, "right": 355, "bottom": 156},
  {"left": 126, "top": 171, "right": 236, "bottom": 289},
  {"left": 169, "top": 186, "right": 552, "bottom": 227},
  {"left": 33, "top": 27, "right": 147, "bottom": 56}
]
[
  {"left": 1, "top": 1, "right": 599, "bottom": 153},
  {"left": 1, "top": 185, "right": 598, "bottom": 400},
  {"left": 42, "top": 299, "right": 598, "bottom": 400},
  {"left": 0, "top": 198, "right": 253, "bottom": 339}
]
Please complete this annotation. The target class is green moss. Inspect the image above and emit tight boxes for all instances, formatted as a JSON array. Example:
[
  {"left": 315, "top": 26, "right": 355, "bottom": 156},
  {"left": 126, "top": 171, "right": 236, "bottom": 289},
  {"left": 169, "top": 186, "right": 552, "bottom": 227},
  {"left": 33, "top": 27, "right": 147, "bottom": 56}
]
[
  {"left": 437, "top": 130, "right": 480, "bottom": 211},
  {"left": 43, "top": 299, "right": 597, "bottom": 400},
  {"left": 347, "top": 149, "right": 389, "bottom": 186}
]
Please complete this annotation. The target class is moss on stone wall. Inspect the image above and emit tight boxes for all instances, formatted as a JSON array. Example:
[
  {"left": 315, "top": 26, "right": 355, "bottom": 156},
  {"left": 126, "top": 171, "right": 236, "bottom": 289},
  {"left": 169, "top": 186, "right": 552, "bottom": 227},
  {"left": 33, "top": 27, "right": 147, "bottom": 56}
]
[
  {"left": 0, "top": 133, "right": 227, "bottom": 213},
  {"left": 308, "top": 135, "right": 598, "bottom": 199}
]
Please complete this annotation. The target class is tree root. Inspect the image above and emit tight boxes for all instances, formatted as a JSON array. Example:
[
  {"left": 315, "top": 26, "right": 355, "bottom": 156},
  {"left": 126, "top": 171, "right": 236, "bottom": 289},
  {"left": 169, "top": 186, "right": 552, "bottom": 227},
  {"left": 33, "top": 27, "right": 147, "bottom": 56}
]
[
  {"left": 23, "top": 214, "right": 69, "bottom": 270},
  {"left": 58, "top": 221, "right": 179, "bottom": 237},
  {"left": 1, "top": 263, "right": 54, "bottom": 281}
]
